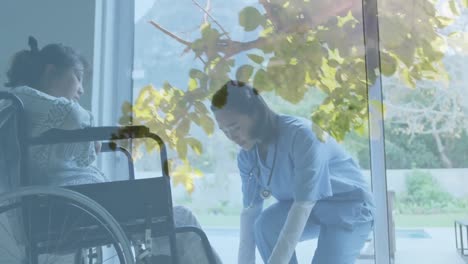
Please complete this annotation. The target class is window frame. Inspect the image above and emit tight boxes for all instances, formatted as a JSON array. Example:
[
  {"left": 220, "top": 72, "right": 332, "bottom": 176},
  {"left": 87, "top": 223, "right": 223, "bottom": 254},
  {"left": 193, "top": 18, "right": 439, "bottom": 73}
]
[{"left": 92, "top": 0, "right": 135, "bottom": 180}]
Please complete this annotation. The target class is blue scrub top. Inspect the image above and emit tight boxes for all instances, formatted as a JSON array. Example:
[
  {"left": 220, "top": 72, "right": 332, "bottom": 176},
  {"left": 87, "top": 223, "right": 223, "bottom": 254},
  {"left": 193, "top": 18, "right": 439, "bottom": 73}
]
[{"left": 238, "top": 115, "right": 375, "bottom": 229}]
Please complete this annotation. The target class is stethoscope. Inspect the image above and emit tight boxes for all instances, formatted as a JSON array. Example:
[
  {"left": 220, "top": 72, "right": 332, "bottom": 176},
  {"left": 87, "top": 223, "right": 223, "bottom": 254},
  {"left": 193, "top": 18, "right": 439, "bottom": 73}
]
[{"left": 246, "top": 141, "right": 278, "bottom": 208}]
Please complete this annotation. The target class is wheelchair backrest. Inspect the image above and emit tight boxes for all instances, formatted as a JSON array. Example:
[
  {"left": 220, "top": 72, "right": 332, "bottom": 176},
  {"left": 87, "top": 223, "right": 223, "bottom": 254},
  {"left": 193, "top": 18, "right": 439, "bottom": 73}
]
[{"left": 0, "top": 95, "right": 24, "bottom": 193}]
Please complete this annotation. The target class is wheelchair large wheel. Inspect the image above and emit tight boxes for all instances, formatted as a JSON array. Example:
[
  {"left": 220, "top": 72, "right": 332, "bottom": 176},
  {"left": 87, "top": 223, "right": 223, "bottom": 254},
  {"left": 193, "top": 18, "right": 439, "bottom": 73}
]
[
  {"left": 74, "top": 247, "right": 102, "bottom": 264},
  {"left": 0, "top": 186, "right": 135, "bottom": 264}
]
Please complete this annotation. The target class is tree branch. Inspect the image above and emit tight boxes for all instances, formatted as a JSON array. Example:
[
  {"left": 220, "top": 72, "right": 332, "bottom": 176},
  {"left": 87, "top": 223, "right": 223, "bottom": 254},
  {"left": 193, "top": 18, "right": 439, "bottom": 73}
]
[
  {"left": 149, "top": 20, "right": 207, "bottom": 65},
  {"left": 149, "top": 21, "right": 192, "bottom": 46},
  {"left": 192, "top": 0, "right": 231, "bottom": 40},
  {"left": 431, "top": 120, "right": 453, "bottom": 168}
]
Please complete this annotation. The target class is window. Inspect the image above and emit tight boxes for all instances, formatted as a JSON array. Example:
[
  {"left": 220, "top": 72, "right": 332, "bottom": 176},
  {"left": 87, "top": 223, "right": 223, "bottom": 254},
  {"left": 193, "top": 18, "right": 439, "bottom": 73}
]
[{"left": 131, "top": 1, "right": 380, "bottom": 262}]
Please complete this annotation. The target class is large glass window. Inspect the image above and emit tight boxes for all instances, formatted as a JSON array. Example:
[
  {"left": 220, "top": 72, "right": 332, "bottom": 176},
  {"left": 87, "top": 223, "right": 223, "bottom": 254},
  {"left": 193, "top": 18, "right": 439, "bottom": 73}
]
[
  {"left": 127, "top": 0, "right": 468, "bottom": 263},
  {"left": 378, "top": 0, "right": 468, "bottom": 263},
  {"left": 131, "top": 0, "right": 378, "bottom": 262}
]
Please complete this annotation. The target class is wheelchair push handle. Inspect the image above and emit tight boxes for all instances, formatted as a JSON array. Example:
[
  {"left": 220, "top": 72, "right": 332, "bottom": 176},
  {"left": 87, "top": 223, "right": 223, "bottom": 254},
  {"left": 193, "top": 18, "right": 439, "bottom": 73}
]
[{"left": 29, "top": 126, "right": 170, "bottom": 179}]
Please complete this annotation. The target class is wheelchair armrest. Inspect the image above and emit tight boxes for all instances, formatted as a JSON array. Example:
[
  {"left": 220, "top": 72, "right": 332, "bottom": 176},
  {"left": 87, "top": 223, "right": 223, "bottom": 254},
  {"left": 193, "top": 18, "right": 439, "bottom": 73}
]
[
  {"left": 29, "top": 126, "right": 149, "bottom": 144},
  {"left": 174, "top": 226, "right": 218, "bottom": 264},
  {"left": 28, "top": 126, "right": 169, "bottom": 178}
]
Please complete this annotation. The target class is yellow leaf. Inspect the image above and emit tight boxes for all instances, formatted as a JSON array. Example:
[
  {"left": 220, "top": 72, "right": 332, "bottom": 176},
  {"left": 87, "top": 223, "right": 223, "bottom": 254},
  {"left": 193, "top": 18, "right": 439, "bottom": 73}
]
[
  {"left": 462, "top": 0, "right": 468, "bottom": 8},
  {"left": 188, "top": 78, "right": 198, "bottom": 91},
  {"left": 170, "top": 160, "right": 204, "bottom": 194},
  {"left": 337, "top": 11, "right": 358, "bottom": 27},
  {"left": 166, "top": 113, "right": 175, "bottom": 122},
  {"left": 400, "top": 68, "right": 416, "bottom": 88}
]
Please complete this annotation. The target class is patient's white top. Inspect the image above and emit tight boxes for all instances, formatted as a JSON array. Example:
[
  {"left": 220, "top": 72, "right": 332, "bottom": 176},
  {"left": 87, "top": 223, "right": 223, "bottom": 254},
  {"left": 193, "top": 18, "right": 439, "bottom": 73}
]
[{"left": 11, "top": 86, "right": 108, "bottom": 186}]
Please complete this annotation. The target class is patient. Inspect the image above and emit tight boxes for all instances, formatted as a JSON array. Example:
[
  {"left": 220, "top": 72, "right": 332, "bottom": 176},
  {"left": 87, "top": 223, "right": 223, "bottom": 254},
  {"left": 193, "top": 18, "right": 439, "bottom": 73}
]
[{"left": 5, "top": 36, "right": 222, "bottom": 264}]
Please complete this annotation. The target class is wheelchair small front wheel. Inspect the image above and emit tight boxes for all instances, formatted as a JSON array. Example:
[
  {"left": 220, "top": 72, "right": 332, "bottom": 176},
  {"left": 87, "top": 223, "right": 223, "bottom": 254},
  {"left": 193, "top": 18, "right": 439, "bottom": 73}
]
[{"left": 0, "top": 186, "right": 135, "bottom": 264}]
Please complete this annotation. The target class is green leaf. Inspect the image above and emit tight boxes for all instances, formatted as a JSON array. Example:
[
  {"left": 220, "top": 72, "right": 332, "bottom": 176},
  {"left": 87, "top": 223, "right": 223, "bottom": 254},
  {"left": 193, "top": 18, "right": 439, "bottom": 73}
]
[
  {"left": 176, "top": 139, "right": 188, "bottom": 160},
  {"left": 191, "top": 39, "right": 205, "bottom": 57},
  {"left": 199, "top": 115, "right": 215, "bottom": 135},
  {"left": 380, "top": 52, "right": 397, "bottom": 76},
  {"left": 449, "top": 0, "right": 460, "bottom": 16},
  {"left": 236, "top": 65, "right": 254, "bottom": 82},
  {"left": 186, "top": 137, "right": 203, "bottom": 155},
  {"left": 328, "top": 59, "right": 340, "bottom": 68},
  {"left": 253, "top": 69, "right": 274, "bottom": 92},
  {"left": 247, "top": 54, "right": 264, "bottom": 64},
  {"left": 239, "top": 6, "right": 264, "bottom": 32},
  {"left": 435, "top": 16, "right": 454, "bottom": 28},
  {"left": 189, "top": 69, "right": 205, "bottom": 79},
  {"left": 177, "top": 118, "right": 191, "bottom": 136},
  {"left": 194, "top": 101, "right": 208, "bottom": 115},
  {"left": 337, "top": 11, "right": 358, "bottom": 27},
  {"left": 462, "top": 0, "right": 468, "bottom": 8},
  {"left": 119, "top": 115, "right": 132, "bottom": 126},
  {"left": 121, "top": 101, "right": 133, "bottom": 114}
]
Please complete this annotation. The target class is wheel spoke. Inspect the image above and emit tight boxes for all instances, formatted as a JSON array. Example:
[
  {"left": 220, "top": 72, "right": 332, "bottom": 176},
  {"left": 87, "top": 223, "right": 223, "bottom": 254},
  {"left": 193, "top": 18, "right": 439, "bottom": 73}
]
[{"left": 0, "top": 187, "right": 134, "bottom": 264}]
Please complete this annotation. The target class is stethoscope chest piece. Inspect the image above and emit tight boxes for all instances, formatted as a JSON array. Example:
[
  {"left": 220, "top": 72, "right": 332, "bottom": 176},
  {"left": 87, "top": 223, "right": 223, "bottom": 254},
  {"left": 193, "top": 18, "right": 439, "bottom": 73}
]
[{"left": 261, "top": 189, "right": 271, "bottom": 199}]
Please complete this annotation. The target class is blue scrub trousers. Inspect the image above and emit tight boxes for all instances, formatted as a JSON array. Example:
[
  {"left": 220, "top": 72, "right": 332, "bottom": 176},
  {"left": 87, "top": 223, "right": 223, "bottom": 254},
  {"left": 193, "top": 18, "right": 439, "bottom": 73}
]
[{"left": 254, "top": 201, "right": 373, "bottom": 264}]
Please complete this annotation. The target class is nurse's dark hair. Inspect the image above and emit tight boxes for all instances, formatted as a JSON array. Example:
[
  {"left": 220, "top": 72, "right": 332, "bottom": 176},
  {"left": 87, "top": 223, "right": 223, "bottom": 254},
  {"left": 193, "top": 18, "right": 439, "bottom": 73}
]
[
  {"left": 5, "top": 36, "right": 87, "bottom": 89},
  {"left": 210, "top": 80, "right": 262, "bottom": 114},
  {"left": 211, "top": 80, "right": 278, "bottom": 142}
]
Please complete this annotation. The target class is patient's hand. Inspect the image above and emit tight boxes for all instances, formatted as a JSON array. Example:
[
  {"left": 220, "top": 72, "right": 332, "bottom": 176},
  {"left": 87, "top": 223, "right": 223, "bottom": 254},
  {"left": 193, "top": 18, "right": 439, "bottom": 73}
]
[{"left": 95, "top": 141, "right": 102, "bottom": 154}]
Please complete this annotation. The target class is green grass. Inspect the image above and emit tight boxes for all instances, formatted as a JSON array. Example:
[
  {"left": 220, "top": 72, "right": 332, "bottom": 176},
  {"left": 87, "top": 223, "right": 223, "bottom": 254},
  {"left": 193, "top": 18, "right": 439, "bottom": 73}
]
[
  {"left": 196, "top": 213, "right": 468, "bottom": 228},
  {"left": 198, "top": 214, "right": 239, "bottom": 227}
]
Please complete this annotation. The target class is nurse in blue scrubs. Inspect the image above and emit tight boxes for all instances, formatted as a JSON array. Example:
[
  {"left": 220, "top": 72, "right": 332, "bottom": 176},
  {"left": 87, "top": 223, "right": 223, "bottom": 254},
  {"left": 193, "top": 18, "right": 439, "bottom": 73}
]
[{"left": 210, "top": 80, "right": 375, "bottom": 264}]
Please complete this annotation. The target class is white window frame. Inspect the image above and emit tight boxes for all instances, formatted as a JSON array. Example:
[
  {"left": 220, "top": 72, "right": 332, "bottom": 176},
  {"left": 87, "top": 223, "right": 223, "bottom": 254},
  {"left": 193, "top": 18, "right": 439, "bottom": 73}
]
[
  {"left": 362, "top": 0, "right": 392, "bottom": 263},
  {"left": 92, "top": 0, "right": 135, "bottom": 180}
]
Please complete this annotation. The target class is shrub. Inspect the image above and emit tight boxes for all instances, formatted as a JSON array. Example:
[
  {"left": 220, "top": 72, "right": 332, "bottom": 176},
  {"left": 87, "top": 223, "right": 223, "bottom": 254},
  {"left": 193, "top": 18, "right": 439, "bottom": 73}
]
[{"left": 396, "top": 170, "right": 468, "bottom": 214}]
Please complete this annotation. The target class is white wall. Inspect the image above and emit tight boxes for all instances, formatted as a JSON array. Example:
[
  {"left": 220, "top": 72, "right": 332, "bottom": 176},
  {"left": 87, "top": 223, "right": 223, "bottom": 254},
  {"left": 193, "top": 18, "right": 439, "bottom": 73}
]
[{"left": 0, "top": 0, "right": 95, "bottom": 109}]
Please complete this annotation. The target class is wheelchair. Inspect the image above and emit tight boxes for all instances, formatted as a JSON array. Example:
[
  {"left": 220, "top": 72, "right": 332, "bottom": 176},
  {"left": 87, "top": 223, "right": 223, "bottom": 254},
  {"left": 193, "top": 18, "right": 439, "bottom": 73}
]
[{"left": 0, "top": 91, "right": 218, "bottom": 264}]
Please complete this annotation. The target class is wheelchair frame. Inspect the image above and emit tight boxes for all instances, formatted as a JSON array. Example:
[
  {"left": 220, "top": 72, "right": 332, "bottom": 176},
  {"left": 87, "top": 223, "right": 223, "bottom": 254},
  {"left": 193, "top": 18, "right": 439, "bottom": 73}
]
[{"left": 0, "top": 91, "right": 217, "bottom": 264}]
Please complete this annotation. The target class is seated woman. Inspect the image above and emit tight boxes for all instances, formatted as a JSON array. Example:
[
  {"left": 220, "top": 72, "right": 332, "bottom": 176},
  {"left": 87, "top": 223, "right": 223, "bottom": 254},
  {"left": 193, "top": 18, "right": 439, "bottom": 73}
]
[
  {"left": 5, "top": 36, "right": 222, "bottom": 264},
  {"left": 6, "top": 37, "right": 103, "bottom": 186}
]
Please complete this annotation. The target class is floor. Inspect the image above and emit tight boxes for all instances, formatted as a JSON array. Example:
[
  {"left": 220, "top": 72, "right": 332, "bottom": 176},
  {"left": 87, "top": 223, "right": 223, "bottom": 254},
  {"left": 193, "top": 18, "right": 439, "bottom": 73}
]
[
  {"left": 205, "top": 227, "right": 467, "bottom": 264},
  {"left": 0, "top": 226, "right": 465, "bottom": 263}
]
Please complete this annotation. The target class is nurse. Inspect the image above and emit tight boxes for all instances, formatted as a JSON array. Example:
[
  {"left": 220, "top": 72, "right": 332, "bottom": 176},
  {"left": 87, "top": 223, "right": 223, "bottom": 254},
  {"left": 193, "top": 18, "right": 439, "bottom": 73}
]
[{"left": 211, "top": 80, "right": 375, "bottom": 264}]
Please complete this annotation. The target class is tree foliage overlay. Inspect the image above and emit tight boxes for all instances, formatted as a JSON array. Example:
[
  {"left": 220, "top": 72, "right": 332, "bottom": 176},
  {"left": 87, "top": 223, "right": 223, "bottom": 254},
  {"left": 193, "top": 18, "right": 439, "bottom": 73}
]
[{"left": 120, "top": 0, "right": 464, "bottom": 192}]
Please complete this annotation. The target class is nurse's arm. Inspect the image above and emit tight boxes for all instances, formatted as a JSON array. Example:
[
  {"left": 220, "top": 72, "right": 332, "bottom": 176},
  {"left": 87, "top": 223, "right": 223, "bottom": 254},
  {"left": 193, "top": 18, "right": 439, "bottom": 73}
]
[
  {"left": 267, "top": 201, "right": 316, "bottom": 264},
  {"left": 238, "top": 203, "right": 262, "bottom": 264}
]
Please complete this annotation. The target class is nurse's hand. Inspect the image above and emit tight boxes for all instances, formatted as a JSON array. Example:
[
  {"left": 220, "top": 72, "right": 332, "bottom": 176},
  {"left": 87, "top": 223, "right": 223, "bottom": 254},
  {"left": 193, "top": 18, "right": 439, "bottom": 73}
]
[
  {"left": 268, "top": 256, "right": 288, "bottom": 264},
  {"left": 94, "top": 141, "right": 101, "bottom": 154}
]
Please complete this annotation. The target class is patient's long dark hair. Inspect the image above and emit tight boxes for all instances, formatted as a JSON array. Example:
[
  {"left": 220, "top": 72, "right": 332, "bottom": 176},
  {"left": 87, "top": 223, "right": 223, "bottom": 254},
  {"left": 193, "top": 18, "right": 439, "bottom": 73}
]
[
  {"left": 5, "top": 36, "right": 87, "bottom": 90},
  {"left": 211, "top": 80, "right": 278, "bottom": 144}
]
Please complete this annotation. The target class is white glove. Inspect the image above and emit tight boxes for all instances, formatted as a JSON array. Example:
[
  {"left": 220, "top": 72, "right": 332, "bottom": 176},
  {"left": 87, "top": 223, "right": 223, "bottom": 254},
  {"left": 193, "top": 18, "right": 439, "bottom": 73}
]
[
  {"left": 268, "top": 201, "right": 315, "bottom": 264},
  {"left": 238, "top": 204, "right": 262, "bottom": 264}
]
